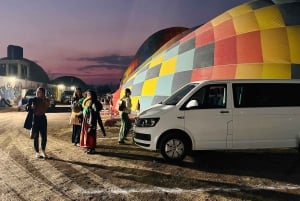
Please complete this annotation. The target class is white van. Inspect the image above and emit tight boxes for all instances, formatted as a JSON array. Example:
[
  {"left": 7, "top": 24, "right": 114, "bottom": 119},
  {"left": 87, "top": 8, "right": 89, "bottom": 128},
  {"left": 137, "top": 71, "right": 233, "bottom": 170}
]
[{"left": 133, "top": 79, "right": 300, "bottom": 162}]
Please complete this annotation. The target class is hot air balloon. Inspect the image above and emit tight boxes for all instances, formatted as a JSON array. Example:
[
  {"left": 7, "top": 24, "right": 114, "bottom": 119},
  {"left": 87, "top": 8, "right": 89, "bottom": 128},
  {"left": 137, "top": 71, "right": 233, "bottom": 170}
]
[{"left": 114, "top": 0, "right": 300, "bottom": 113}]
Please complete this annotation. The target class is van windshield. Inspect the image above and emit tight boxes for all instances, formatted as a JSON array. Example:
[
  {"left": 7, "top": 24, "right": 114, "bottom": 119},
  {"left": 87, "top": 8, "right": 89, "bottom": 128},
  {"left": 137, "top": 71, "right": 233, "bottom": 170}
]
[{"left": 163, "top": 83, "right": 198, "bottom": 105}]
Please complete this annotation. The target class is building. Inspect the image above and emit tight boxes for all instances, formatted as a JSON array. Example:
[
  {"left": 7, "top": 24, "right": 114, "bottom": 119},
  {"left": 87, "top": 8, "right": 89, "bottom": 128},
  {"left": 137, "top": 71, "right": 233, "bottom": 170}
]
[
  {"left": 0, "top": 45, "right": 50, "bottom": 83},
  {"left": 0, "top": 45, "right": 87, "bottom": 107}
]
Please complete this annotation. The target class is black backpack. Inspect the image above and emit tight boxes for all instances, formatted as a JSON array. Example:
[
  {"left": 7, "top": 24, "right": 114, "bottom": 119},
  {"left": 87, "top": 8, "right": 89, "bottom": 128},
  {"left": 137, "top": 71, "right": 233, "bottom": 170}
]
[{"left": 118, "top": 100, "right": 126, "bottom": 111}]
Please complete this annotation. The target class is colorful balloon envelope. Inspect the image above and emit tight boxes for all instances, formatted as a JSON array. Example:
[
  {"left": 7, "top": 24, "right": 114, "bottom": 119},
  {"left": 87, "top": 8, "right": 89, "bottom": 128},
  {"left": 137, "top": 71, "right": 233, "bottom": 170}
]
[{"left": 114, "top": 0, "right": 300, "bottom": 112}]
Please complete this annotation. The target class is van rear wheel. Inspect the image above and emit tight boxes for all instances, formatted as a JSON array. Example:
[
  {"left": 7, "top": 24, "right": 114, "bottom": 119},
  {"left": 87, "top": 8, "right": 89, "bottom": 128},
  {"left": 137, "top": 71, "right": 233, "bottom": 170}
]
[{"left": 160, "top": 135, "right": 187, "bottom": 162}]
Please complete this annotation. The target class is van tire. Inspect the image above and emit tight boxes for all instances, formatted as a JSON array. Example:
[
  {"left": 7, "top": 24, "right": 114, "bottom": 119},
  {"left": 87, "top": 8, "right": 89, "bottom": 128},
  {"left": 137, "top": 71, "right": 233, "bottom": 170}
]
[{"left": 160, "top": 134, "right": 188, "bottom": 163}]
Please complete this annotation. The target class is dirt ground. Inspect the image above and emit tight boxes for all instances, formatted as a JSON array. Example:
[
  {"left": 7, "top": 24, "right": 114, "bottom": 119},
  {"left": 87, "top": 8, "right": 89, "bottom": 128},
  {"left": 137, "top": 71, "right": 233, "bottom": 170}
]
[{"left": 0, "top": 106, "right": 300, "bottom": 201}]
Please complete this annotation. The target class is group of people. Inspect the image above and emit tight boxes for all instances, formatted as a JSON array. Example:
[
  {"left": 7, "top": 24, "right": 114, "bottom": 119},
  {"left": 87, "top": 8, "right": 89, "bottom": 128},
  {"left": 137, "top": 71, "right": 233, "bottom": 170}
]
[
  {"left": 24, "top": 86, "right": 133, "bottom": 158},
  {"left": 69, "top": 87, "right": 106, "bottom": 154}
]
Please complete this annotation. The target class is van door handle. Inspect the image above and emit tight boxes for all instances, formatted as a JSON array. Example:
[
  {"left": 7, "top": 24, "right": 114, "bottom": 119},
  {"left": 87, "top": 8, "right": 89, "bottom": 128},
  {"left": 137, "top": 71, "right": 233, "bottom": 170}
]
[
  {"left": 177, "top": 116, "right": 184, "bottom": 119},
  {"left": 220, "top": 110, "right": 229, "bottom": 113}
]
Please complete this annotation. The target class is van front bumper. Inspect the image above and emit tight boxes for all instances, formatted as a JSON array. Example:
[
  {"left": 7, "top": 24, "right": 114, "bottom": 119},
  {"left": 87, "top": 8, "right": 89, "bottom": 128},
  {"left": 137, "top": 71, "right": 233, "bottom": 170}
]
[{"left": 133, "top": 132, "right": 152, "bottom": 149}]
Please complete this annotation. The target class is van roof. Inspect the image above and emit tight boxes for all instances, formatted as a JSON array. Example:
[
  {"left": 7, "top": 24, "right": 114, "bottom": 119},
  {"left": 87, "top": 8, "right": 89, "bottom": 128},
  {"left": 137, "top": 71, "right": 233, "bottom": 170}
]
[{"left": 191, "top": 79, "right": 300, "bottom": 84}]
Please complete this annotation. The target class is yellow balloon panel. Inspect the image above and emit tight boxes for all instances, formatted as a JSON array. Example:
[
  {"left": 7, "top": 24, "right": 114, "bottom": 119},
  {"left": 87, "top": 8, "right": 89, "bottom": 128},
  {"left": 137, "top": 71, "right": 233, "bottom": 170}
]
[
  {"left": 149, "top": 55, "right": 164, "bottom": 68},
  {"left": 211, "top": 11, "right": 232, "bottom": 27},
  {"left": 255, "top": 6, "right": 285, "bottom": 30},
  {"left": 233, "top": 12, "right": 260, "bottom": 34},
  {"left": 130, "top": 96, "right": 140, "bottom": 111},
  {"left": 141, "top": 78, "right": 158, "bottom": 96},
  {"left": 228, "top": 4, "right": 253, "bottom": 18},
  {"left": 159, "top": 57, "right": 177, "bottom": 76},
  {"left": 236, "top": 64, "right": 263, "bottom": 78},
  {"left": 261, "top": 28, "right": 290, "bottom": 63},
  {"left": 262, "top": 63, "right": 291, "bottom": 79}
]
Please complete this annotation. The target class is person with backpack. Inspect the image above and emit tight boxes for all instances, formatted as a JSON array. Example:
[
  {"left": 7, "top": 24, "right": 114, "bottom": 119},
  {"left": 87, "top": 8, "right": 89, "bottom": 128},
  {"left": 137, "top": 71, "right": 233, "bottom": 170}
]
[{"left": 118, "top": 88, "right": 132, "bottom": 144}]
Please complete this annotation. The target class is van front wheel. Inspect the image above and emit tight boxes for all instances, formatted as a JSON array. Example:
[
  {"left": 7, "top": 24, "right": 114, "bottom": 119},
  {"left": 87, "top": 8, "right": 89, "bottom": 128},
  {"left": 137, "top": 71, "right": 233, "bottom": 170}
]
[{"left": 160, "top": 135, "right": 187, "bottom": 162}]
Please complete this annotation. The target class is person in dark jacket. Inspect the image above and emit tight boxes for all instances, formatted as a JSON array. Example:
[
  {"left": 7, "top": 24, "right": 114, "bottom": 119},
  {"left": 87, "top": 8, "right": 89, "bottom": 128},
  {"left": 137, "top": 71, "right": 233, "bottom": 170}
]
[
  {"left": 26, "top": 87, "right": 50, "bottom": 158},
  {"left": 24, "top": 97, "right": 35, "bottom": 130}
]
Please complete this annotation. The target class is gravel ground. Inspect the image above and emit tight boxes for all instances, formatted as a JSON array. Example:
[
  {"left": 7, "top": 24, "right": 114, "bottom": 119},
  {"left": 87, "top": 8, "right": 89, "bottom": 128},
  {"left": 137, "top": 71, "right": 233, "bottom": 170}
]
[{"left": 0, "top": 106, "right": 299, "bottom": 201}]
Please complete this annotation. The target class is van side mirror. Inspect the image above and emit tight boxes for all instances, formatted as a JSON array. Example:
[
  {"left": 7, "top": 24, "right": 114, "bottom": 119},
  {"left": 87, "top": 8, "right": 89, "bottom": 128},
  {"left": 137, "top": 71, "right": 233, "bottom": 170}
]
[{"left": 186, "top": 100, "right": 198, "bottom": 109}]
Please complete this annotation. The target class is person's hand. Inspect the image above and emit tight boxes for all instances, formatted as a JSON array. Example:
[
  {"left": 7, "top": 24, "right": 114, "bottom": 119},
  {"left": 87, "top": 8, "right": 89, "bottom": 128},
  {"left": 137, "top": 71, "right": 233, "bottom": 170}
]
[
  {"left": 88, "top": 127, "right": 95, "bottom": 135},
  {"left": 26, "top": 105, "right": 32, "bottom": 112}
]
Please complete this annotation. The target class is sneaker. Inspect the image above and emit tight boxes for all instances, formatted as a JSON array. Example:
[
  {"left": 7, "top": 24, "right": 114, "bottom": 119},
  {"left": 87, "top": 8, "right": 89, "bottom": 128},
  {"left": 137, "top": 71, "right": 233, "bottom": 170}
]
[
  {"left": 41, "top": 150, "right": 48, "bottom": 159},
  {"left": 87, "top": 149, "right": 95, "bottom": 154},
  {"left": 35, "top": 152, "right": 41, "bottom": 158}
]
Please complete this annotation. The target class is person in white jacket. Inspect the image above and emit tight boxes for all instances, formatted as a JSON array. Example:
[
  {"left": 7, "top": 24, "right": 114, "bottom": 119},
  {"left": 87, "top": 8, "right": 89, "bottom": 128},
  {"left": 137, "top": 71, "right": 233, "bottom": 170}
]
[{"left": 118, "top": 88, "right": 132, "bottom": 144}]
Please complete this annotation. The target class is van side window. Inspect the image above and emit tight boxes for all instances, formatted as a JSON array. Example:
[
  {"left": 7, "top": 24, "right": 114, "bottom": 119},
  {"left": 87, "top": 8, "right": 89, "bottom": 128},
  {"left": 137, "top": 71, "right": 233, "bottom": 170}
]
[
  {"left": 233, "top": 83, "right": 300, "bottom": 107},
  {"left": 186, "top": 84, "right": 226, "bottom": 109}
]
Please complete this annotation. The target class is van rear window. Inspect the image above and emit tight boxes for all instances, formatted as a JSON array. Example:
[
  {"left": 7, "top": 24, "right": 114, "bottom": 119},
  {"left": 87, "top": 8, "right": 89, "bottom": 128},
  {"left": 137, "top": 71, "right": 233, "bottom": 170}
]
[{"left": 233, "top": 83, "right": 300, "bottom": 107}]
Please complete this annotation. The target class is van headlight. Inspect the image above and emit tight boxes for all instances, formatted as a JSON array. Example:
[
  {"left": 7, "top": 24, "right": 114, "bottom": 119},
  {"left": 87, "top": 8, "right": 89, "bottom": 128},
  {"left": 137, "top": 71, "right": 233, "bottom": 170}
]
[{"left": 135, "top": 118, "right": 160, "bottom": 127}]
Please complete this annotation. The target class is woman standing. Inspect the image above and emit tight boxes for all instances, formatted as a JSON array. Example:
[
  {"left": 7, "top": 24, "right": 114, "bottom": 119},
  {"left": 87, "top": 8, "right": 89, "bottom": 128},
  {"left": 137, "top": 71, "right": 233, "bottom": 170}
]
[
  {"left": 70, "top": 87, "right": 84, "bottom": 146},
  {"left": 118, "top": 88, "right": 132, "bottom": 144},
  {"left": 26, "top": 87, "right": 50, "bottom": 158},
  {"left": 80, "top": 90, "right": 105, "bottom": 154}
]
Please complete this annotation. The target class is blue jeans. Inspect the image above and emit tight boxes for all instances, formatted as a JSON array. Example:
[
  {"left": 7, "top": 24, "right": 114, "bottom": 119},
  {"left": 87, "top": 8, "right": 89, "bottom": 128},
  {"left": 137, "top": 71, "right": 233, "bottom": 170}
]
[
  {"left": 72, "top": 124, "right": 81, "bottom": 144},
  {"left": 32, "top": 115, "right": 47, "bottom": 152}
]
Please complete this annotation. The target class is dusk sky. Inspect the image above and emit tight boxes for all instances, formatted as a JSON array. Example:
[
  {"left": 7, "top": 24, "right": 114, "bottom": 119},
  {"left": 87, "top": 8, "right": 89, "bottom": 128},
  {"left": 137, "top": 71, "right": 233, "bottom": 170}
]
[{"left": 0, "top": 0, "right": 249, "bottom": 85}]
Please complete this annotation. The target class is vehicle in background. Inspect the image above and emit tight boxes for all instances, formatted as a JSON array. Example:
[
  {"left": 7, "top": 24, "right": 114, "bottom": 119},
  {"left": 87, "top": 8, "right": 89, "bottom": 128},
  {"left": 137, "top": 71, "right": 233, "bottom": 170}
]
[
  {"left": 18, "top": 88, "right": 56, "bottom": 110},
  {"left": 61, "top": 90, "right": 73, "bottom": 104},
  {"left": 133, "top": 79, "right": 300, "bottom": 162}
]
